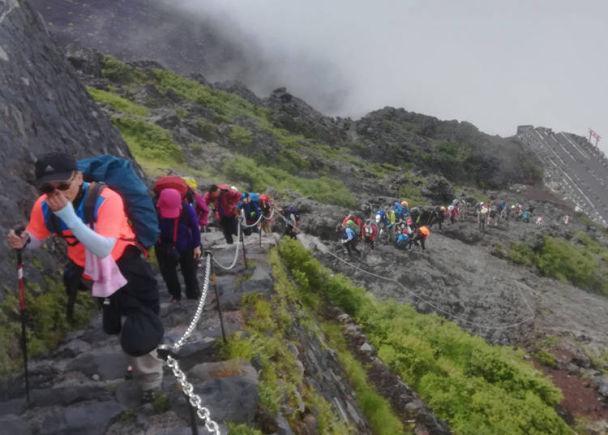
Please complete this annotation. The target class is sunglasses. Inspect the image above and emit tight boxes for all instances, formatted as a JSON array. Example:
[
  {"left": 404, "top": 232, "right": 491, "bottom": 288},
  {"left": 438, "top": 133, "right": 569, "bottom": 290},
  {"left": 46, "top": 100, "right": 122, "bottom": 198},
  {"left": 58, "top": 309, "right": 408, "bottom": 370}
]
[{"left": 39, "top": 173, "right": 75, "bottom": 194}]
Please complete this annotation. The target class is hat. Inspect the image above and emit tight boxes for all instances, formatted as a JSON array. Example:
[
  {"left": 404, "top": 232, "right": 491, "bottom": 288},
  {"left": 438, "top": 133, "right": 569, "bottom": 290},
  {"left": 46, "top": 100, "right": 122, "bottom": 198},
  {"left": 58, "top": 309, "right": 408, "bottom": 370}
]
[
  {"left": 35, "top": 152, "right": 77, "bottom": 185},
  {"left": 121, "top": 307, "right": 164, "bottom": 357},
  {"left": 157, "top": 188, "right": 182, "bottom": 219}
]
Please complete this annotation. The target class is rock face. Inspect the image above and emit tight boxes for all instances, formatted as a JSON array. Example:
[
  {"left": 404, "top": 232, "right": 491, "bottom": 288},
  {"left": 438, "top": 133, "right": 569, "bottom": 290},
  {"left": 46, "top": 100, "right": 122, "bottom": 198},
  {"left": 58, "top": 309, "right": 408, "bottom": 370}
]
[
  {"left": 517, "top": 126, "right": 608, "bottom": 225},
  {"left": 0, "top": 0, "right": 131, "bottom": 299}
]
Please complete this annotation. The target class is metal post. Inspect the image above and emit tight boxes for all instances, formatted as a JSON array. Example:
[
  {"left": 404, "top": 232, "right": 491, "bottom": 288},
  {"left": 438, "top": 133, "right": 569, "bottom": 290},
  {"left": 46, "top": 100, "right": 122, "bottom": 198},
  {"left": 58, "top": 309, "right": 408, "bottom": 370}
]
[
  {"left": 210, "top": 258, "right": 227, "bottom": 344},
  {"left": 186, "top": 393, "right": 199, "bottom": 435},
  {"left": 240, "top": 226, "right": 248, "bottom": 269}
]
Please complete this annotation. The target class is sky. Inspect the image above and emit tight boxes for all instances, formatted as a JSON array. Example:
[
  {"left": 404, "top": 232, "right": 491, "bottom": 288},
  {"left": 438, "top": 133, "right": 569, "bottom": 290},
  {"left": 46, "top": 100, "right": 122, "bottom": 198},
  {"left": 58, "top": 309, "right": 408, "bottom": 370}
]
[{"left": 173, "top": 0, "right": 608, "bottom": 153}]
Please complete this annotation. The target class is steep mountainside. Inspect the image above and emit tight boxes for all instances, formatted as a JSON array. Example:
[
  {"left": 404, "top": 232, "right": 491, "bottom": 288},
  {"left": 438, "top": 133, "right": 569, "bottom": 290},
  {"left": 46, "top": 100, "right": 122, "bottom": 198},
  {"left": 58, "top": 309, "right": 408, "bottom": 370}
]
[
  {"left": 518, "top": 125, "right": 608, "bottom": 225},
  {"left": 0, "top": 0, "right": 131, "bottom": 299}
]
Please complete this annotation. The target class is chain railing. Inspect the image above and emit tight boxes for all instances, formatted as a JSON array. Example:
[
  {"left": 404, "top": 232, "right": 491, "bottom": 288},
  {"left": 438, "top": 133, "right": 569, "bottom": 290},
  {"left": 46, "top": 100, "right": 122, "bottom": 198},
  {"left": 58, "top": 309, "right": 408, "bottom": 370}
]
[{"left": 157, "top": 253, "right": 220, "bottom": 434}]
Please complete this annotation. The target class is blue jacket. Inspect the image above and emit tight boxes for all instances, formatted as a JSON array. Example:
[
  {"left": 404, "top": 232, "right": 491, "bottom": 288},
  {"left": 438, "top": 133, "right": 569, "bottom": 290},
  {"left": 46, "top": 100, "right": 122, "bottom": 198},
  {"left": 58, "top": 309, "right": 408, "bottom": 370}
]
[{"left": 158, "top": 203, "right": 201, "bottom": 253}]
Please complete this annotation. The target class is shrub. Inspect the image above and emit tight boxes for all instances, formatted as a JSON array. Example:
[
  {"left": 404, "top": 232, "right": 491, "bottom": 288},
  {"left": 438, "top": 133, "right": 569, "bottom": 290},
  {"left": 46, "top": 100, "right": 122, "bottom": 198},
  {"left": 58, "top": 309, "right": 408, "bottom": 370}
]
[
  {"left": 101, "top": 55, "right": 144, "bottom": 84},
  {"left": 87, "top": 87, "right": 149, "bottom": 116},
  {"left": 113, "top": 117, "right": 183, "bottom": 165},
  {"left": 277, "top": 239, "right": 570, "bottom": 434},
  {"left": 224, "top": 155, "right": 356, "bottom": 208}
]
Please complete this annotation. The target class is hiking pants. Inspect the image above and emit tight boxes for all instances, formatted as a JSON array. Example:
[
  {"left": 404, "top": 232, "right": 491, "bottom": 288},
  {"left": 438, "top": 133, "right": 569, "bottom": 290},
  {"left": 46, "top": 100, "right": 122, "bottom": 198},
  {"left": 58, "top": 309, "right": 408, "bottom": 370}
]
[
  {"left": 345, "top": 239, "right": 360, "bottom": 256},
  {"left": 220, "top": 216, "right": 238, "bottom": 244},
  {"left": 413, "top": 235, "right": 426, "bottom": 250},
  {"left": 107, "top": 246, "right": 163, "bottom": 391},
  {"left": 157, "top": 248, "right": 200, "bottom": 300}
]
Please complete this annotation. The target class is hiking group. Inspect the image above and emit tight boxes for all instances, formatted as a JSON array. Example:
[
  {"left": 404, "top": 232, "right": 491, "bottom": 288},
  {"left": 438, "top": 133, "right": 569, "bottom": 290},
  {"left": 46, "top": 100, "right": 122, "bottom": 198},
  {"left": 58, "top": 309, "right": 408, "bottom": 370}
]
[
  {"left": 6, "top": 152, "right": 297, "bottom": 404},
  {"left": 337, "top": 195, "right": 551, "bottom": 258}
]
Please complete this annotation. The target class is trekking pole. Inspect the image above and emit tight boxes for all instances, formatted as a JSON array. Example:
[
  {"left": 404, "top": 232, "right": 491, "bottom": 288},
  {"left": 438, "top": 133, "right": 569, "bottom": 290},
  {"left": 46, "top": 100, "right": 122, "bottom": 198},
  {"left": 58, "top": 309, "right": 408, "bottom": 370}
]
[
  {"left": 15, "top": 227, "right": 30, "bottom": 404},
  {"left": 209, "top": 256, "right": 227, "bottom": 344}
]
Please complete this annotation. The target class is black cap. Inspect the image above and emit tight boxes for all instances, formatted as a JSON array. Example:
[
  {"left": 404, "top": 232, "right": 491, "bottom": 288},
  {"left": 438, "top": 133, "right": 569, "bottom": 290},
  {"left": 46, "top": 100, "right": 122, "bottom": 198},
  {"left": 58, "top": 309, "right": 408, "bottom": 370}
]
[{"left": 35, "top": 152, "right": 77, "bottom": 185}]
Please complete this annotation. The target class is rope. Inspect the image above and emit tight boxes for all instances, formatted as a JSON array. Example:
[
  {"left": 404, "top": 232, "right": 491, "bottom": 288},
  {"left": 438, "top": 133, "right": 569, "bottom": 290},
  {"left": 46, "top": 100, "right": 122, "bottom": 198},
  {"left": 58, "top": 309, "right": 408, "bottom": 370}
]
[
  {"left": 275, "top": 210, "right": 536, "bottom": 331},
  {"left": 211, "top": 222, "right": 242, "bottom": 271}
]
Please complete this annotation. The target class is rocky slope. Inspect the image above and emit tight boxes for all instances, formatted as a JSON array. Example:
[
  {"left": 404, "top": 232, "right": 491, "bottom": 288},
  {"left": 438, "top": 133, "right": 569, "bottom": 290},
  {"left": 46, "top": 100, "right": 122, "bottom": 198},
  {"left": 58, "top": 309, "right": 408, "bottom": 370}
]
[
  {"left": 518, "top": 125, "right": 608, "bottom": 225},
  {"left": 0, "top": 0, "right": 131, "bottom": 300}
]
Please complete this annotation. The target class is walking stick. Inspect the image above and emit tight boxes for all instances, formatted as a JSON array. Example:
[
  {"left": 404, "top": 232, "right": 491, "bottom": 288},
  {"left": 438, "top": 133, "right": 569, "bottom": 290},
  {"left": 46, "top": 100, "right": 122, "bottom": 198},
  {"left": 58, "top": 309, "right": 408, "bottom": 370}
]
[{"left": 15, "top": 228, "right": 30, "bottom": 404}]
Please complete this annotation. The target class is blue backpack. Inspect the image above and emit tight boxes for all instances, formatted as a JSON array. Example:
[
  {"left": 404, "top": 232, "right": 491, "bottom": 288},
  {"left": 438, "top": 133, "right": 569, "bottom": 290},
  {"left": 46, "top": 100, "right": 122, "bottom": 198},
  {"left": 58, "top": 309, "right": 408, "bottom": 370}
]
[{"left": 77, "top": 155, "right": 159, "bottom": 248}]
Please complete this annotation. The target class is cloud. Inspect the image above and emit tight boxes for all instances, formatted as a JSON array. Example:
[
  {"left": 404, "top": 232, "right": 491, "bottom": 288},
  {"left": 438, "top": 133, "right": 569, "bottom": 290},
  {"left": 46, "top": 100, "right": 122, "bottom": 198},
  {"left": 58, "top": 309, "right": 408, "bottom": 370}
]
[{"left": 171, "top": 0, "right": 608, "bottom": 153}]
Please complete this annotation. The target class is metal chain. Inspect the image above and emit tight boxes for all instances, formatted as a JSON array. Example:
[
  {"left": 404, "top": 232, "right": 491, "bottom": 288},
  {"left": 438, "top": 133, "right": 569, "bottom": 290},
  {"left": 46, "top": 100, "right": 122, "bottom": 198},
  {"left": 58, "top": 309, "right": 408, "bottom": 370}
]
[
  {"left": 166, "top": 355, "right": 220, "bottom": 434},
  {"left": 239, "top": 212, "right": 263, "bottom": 229},
  {"left": 212, "top": 222, "right": 242, "bottom": 271},
  {"left": 173, "top": 253, "right": 212, "bottom": 351}
]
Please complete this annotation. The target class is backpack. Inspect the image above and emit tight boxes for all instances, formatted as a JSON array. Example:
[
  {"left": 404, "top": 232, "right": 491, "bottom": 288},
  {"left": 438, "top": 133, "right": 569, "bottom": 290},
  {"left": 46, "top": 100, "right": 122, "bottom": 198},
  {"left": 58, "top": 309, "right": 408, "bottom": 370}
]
[
  {"left": 153, "top": 176, "right": 189, "bottom": 199},
  {"left": 249, "top": 192, "right": 260, "bottom": 204},
  {"left": 342, "top": 215, "right": 364, "bottom": 238},
  {"left": 78, "top": 155, "right": 159, "bottom": 248},
  {"left": 283, "top": 205, "right": 300, "bottom": 221}
]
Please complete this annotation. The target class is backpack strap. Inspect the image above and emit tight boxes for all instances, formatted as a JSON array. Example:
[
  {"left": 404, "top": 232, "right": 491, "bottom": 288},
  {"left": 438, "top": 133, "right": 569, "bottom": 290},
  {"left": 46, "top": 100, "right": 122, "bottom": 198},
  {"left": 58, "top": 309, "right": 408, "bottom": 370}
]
[{"left": 84, "top": 182, "right": 106, "bottom": 228}]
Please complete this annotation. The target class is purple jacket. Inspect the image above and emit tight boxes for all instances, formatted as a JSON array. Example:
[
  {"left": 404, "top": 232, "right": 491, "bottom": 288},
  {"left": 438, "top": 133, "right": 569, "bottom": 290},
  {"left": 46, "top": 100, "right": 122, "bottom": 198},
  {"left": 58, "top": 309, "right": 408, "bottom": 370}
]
[{"left": 158, "top": 203, "right": 201, "bottom": 253}]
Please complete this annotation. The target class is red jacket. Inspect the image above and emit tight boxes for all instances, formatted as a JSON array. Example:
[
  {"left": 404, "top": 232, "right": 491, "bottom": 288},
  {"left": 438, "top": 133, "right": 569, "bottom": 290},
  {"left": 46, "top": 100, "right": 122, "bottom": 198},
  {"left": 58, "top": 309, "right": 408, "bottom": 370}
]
[{"left": 215, "top": 188, "right": 241, "bottom": 218}]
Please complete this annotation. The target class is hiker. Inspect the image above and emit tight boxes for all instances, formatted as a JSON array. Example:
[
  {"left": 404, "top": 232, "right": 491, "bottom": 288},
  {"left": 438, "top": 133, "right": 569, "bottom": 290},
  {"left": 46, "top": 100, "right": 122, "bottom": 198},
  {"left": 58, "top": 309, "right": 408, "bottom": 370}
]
[
  {"left": 478, "top": 202, "right": 488, "bottom": 232},
  {"left": 521, "top": 209, "right": 531, "bottom": 223},
  {"left": 412, "top": 225, "right": 430, "bottom": 250},
  {"left": 341, "top": 221, "right": 361, "bottom": 257},
  {"left": 259, "top": 194, "right": 273, "bottom": 235},
  {"left": 208, "top": 184, "right": 241, "bottom": 244},
  {"left": 363, "top": 219, "right": 378, "bottom": 250},
  {"left": 155, "top": 188, "right": 201, "bottom": 302},
  {"left": 282, "top": 205, "right": 300, "bottom": 239},
  {"left": 7, "top": 152, "right": 163, "bottom": 401},
  {"left": 436, "top": 206, "right": 446, "bottom": 229},
  {"left": 239, "top": 192, "right": 262, "bottom": 236},
  {"left": 194, "top": 190, "right": 211, "bottom": 233},
  {"left": 394, "top": 229, "right": 413, "bottom": 250}
]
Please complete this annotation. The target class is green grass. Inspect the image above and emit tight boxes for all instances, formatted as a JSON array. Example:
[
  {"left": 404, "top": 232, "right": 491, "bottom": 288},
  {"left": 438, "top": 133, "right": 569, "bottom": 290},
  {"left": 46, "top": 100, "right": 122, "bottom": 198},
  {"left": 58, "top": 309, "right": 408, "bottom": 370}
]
[
  {"left": 229, "top": 125, "right": 254, "bottom": 146},
  {"left": 270, "top": 249, "right": 405, "bottom": 434},
  {"left": 0, "top": 275, "right": 96, "bottom": 376},
  {"left": 101, "top": 55, "right": 145, "bottom": 84},
  {"left": 221, "top": 262, "right": 352, "bottom": 433},
  {"left": 277, "top": 239, "right": 570, "bottom": 435},
  {"left": 112, "top": 117, "right": 183, "bottom": 167},
  {"left": 224, "top": 155, "right": 356, "bottom": 208},
  {"left": 87, "top": 87, "right": 149, "bottom": 116},
  {"left": 508, "top": 235, "right": 608, "bottom": 296},
  {"left": 320, "top": 322, "right": 406, "bottom": 435}
]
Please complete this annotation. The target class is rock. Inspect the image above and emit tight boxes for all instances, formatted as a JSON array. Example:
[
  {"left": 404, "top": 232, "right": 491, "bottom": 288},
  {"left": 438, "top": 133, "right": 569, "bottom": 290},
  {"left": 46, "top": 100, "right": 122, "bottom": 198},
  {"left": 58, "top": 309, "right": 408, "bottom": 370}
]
[
  {"left": 34, "top": 400, "right": 124, "bottom": 435},
  {"left": 192, "top": 376, "right": 259, "bottom": 424},
  {"left": 66, "top": 351, "right": 129, "bottom": 380},
  {"left": 276, "top": 414, "right": 294, "bottom": 435},
  {"left": 597, "top": 377, "right": 608, "bottom": 399},
  {"left": 30, "top": 384, "right": 111, "bottom": 408},
  {"left": 115, "top": 382, "right": 142, "bottom": 408},
  {"left": 0, "top": 414, "right": 30, "bottom": 435},
  {"left": 189, "top": 360, "right": 258, "bottom": 384},
  {"left": 337, "top": 313, "right": 351, "bottom": 323},
  {"left": 359, "top": 342, "right": 374, "bottom": 354},
  {"left": 64, "top": 44, "right": 103, "bottom": 77},
  {"left": 92, "top": 374, "right": 100, "bottom": 382}
]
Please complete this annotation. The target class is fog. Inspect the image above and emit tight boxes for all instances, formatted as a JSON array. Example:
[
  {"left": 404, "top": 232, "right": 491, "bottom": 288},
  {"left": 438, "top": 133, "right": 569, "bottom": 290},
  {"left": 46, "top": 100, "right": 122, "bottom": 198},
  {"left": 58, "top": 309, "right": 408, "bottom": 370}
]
[{"left": 172, "top": 0, "right": 608, "bottom": 153}]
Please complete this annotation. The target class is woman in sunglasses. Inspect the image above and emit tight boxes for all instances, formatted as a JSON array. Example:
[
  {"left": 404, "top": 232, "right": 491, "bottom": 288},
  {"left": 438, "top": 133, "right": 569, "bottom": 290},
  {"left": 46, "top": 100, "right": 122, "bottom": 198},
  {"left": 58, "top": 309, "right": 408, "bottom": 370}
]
[{"left": 7, "top": 152, "right": 164, "bottom": 403}]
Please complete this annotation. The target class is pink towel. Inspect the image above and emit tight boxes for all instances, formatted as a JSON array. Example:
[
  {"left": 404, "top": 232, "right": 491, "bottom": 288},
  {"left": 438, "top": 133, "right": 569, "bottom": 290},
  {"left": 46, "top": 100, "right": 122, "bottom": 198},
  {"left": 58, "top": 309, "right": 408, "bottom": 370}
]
[{"left": 84, "top": 250, "right": 127, "bottom": 298}]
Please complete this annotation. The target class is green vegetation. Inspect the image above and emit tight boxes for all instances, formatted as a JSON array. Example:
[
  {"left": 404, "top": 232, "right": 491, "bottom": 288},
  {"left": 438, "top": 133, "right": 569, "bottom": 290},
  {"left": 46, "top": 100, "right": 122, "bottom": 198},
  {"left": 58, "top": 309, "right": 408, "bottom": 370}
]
[
  {"left": 270, "top": 249, "right": 405, "bottom": 435},
  {"left": 278, "top": 239, "right": 570, "bottom": 435},
  {"left": 508, "top": 235, "right": 608, "bottom": 296},
  {"left": 224, "top": 155, "right": 356, "bottom": 208},
  {"left": 320, "top": 322, "right": 406, "bottom": 435},
  {"left": 101, "top": 55, "right": 145, "bottom": 84},
  {"left": 228, "top": 423, "right": 263, "bottom": 435},
  {"left": 534, "top": 350, "right": 558, "bottom": 368},
  {"left": 229, "top": 125, "right": 254, "bottom": 146},
  {"left": 221, "top": 265, "right": 352, "bottom": 433},
  {"left": 113, "top": 117, "right": 183, "bottom": 167},
  {"left": 87, "top": 87, "right": 149, "bottom": 116},
  {"left": 0, "top": 276, "right": 96, "bottom": 376}
]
